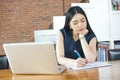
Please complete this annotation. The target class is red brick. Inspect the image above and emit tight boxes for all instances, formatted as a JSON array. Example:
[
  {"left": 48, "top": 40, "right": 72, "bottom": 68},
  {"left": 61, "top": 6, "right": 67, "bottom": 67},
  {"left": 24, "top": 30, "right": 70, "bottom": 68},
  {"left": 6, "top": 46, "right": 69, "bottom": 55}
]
[{"left": 0, "top": 0, "right": 80, "bottom": 55}]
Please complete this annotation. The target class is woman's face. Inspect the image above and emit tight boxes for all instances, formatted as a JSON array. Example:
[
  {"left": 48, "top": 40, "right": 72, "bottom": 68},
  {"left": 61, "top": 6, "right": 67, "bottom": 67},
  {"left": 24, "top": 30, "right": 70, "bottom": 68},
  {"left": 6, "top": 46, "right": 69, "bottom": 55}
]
[{"left": 69, "top": 13, "right": 87, "bottom": 35}]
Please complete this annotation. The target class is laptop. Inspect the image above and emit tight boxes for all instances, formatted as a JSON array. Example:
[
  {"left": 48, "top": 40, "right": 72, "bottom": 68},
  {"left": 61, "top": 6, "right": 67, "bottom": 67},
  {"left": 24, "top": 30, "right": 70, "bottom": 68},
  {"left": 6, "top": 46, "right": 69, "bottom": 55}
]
[{"left": 3, "top": 42, "right": 66, "bottom": 74}]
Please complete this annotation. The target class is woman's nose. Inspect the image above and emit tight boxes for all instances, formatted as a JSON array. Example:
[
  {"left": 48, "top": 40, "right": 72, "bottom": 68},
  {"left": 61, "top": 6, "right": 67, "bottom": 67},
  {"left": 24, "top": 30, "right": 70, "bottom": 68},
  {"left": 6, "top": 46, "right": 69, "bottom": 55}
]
[{"left": 78, "top": 23, "right": 82, "bottom": 27}]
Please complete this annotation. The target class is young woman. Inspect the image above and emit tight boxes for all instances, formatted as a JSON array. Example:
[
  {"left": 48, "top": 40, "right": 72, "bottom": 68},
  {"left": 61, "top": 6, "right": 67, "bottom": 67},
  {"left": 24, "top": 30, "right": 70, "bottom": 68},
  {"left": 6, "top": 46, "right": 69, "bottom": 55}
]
[{"left": 56, "top": 6, "right": 98, "bottom": 68}]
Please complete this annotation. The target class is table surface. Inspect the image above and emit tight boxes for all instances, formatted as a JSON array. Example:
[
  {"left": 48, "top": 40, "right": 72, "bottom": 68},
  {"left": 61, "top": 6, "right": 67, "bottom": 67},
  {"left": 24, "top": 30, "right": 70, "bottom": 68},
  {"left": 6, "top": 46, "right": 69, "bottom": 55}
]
[{"left": 0, "top": 60, "right": 120, "bottom": 80}]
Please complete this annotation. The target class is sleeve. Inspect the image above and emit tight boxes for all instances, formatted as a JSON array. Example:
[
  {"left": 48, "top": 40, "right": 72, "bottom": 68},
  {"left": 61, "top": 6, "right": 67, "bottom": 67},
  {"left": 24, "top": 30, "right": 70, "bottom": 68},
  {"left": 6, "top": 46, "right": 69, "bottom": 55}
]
[{"left": 86, "top": 33, "right": 96, "bottom": 43}]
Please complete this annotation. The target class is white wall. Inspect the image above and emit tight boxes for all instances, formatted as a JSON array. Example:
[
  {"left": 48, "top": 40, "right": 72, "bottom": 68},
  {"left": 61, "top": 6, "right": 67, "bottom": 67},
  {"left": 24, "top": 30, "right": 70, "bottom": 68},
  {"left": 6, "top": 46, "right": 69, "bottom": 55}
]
[
  {"left": 53, "top": 16, "right": 65, "bottom": 33},
  {"left": 109, "top": 0, "right": 120, "bottom": 40}
]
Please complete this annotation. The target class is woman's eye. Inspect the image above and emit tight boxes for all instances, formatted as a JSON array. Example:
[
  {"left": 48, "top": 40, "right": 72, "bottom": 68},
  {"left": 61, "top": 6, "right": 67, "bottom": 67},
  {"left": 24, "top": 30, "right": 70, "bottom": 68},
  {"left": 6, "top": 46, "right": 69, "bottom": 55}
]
[
  {"left": 73, "top": 23, "right": 77, "bottom": 25},
  {"left": 81, "top": 20, "right": 85, "bottom": 22},
  {"left": 81, "top": 19, "right": 86, "bottom": 22}
]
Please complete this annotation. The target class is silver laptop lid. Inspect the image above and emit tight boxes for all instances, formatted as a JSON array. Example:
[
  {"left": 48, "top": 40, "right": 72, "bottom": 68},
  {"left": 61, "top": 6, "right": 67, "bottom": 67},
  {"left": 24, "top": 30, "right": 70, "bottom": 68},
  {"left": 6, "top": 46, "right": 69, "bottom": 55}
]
[{"left": 3, "top": 42, "right": 64, "bottom": 74}]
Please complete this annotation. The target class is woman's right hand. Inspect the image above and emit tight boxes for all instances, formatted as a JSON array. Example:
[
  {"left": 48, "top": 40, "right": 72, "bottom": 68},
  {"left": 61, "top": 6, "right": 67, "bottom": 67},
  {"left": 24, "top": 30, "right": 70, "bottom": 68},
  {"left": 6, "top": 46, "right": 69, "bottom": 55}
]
[{"left": 74, "top": 58, "right": 88, "bottom": 68}]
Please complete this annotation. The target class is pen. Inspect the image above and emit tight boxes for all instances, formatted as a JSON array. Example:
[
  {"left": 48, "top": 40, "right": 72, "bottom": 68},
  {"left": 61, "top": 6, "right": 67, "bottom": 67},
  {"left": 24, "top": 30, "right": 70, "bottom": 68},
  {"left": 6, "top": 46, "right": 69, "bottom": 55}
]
[{"left": 74, "top": 50, "right": 81, "bottom": 58}]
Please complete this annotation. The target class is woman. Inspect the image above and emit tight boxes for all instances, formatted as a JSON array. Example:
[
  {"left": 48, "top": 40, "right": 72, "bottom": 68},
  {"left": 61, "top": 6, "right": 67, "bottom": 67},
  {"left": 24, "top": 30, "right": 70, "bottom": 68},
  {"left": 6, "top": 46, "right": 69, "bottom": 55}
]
[{"left": 56, "top": 6, "right": 97, "bottom": 68}]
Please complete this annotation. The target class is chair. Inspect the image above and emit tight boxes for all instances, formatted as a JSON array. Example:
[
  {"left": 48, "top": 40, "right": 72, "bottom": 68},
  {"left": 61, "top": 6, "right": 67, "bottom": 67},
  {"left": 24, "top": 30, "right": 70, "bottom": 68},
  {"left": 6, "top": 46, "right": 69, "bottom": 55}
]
[
  {"left": 0, "top": 55, "right": 9, "bottom": 69},
  {"left": 108, "top": 49, "right": 120, "bottom": 61},
  {"left": 34, "top": 30, "right": 56, "bottom": 44}
]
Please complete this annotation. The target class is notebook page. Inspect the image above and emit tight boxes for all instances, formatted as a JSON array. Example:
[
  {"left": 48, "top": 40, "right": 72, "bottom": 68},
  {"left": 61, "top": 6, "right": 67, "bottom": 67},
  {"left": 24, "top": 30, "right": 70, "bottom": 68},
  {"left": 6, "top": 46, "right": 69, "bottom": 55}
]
[{"left": 67, "top": 62, "right": 112, "bottom": 70}]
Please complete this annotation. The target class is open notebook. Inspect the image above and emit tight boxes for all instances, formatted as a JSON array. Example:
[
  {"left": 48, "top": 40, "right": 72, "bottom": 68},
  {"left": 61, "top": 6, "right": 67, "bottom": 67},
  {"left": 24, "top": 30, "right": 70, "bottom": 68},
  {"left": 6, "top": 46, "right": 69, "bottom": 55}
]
[{"left": 67, "top": 62, "right": 112, "bottom": 70}]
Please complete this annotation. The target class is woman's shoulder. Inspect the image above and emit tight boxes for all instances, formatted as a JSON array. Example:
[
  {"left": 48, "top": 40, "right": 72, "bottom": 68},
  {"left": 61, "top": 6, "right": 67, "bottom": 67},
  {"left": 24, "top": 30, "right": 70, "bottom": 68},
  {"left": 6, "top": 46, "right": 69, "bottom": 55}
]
[
  {"left": 60, "top": 28, "right": 64, "bottom": 32},
  {"left": 86, "top": 32, "right": 96, "bottom": 41},
  {"left": 59, "top": 28, "right": 71, "bottom": 39},
  {"left": 59, "top": 28, "right": 67, "bottom": 35},
  {"left": 60, "top": 28, "right": 67, "bottom": 32}
]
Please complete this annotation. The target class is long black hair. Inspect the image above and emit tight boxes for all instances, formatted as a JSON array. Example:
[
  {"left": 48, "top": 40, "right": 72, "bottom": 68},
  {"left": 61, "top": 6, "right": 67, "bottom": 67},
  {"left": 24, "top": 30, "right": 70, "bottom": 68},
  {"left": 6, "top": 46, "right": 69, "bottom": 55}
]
[{"left": 64, "top": 6, "right": 94, "bottom": 35}]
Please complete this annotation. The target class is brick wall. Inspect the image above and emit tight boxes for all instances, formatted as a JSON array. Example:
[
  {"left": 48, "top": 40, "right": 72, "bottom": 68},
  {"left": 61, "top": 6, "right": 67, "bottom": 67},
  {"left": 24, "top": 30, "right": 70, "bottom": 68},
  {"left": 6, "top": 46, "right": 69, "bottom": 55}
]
[{"left": 0, "top": 0, "right": 82, "bottom": 55}]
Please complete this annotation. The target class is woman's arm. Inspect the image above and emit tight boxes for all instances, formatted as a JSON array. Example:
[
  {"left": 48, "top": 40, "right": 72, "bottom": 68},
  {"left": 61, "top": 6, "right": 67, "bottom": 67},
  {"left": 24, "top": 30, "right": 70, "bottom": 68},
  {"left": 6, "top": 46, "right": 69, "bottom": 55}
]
[
  {"left": 80, "top": 36, "right": 97, "bottom": 62},
  {"left": 56, "top": 31, "right": 75, "bottom": 66},
  {"left": 79, "top": 29, "right": 97, "bottom": 63},
  {"left": 56, "top": 31, "right": 87, "bottom": 67}
]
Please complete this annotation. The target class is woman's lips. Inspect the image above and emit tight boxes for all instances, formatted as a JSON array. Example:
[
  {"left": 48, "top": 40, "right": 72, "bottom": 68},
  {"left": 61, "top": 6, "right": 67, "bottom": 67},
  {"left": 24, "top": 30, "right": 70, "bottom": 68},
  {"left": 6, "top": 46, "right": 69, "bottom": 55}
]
[{"left": 79, "top": 28, "right": 84, "bottom": 32}]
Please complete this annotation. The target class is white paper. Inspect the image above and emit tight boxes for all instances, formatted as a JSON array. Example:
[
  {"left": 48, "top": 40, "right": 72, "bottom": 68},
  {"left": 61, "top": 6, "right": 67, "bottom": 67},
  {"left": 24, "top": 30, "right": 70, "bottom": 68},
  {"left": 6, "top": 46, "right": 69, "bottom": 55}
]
[{"left": 67, "top": 62, "right": 112, "bottom": 70}]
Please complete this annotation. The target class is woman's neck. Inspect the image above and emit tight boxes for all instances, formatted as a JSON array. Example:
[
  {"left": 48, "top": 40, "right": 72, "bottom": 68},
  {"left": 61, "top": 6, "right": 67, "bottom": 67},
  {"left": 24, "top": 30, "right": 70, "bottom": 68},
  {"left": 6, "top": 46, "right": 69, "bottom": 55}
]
[{"left": 72, "top": 31, "right": 79, "bottom": 41}]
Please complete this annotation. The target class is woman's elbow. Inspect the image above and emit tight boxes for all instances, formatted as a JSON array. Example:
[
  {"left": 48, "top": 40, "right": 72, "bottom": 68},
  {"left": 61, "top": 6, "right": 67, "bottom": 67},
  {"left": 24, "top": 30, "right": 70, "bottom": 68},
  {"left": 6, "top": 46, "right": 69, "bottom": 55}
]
[{"left": 87, "top": 56, "right": 97, "bottom": 63}]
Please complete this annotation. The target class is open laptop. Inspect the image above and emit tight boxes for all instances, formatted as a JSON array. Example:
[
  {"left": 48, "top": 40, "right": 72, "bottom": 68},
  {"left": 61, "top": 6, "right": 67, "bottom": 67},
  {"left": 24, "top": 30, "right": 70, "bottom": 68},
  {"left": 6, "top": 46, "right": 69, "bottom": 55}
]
[{"left": 3, "top": 42, "right": 66, "bottom": 74}]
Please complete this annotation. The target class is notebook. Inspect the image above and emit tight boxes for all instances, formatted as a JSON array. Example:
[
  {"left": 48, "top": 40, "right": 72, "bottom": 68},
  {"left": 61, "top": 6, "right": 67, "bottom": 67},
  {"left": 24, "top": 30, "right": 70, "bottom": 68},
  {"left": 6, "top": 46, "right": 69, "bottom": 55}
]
[
  {"left": 3, "top": 42, "right": 66, "bottom": 74},
  {"left": 67, "top": 61, "right": 112, "bottom": 70}
]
